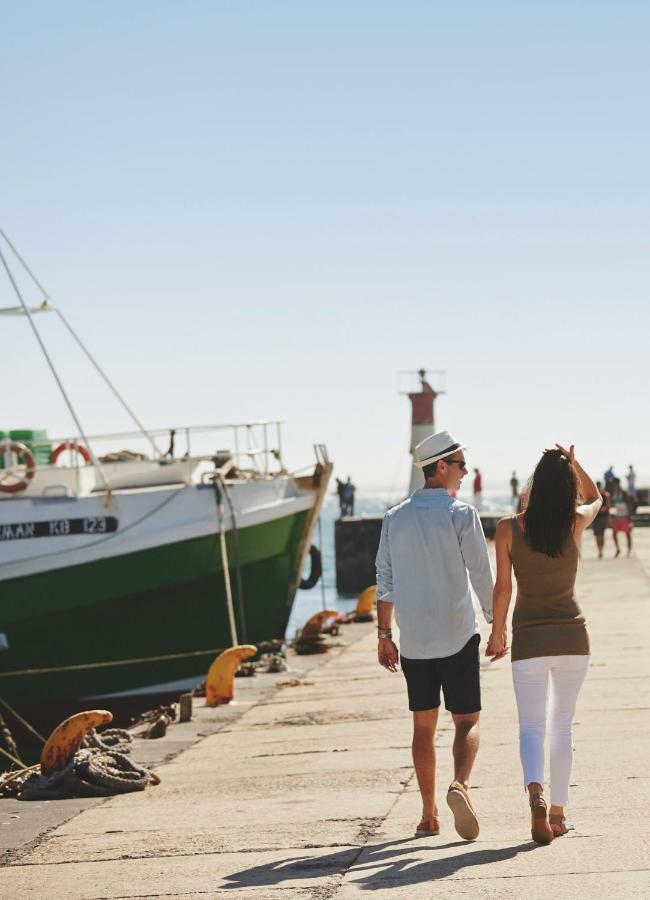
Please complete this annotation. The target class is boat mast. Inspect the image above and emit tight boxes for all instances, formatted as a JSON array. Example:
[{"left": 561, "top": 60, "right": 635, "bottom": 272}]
[{"left": 0, "top": 227, "right": 160, "bottom": 465}]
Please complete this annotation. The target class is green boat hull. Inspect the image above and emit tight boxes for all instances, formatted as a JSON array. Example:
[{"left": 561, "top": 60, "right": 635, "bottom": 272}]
[{"left": 0, "top": 509, "right": 308, "bottom": 705}]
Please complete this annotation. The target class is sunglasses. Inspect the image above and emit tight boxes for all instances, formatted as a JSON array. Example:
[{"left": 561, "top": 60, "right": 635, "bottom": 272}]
[{"left": 445, "top": 458, "right": 467, "bottom": 468}]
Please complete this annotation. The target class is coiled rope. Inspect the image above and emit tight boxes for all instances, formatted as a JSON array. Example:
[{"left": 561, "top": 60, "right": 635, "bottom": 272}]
[{"left": 0, "top": 728, "right": 160, "bottom": 801}]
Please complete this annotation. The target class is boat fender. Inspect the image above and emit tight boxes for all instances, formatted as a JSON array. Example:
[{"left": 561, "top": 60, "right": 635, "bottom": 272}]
[
  {"left": 205, "top": 645, "right": 258, "bottom": 707},
  {"left": 0, "top": 441, "right": 37, "bottom": 494},
  {"left": 51, "top": 441, "right": 92, "bottom": 465},
  {"left": 299, "top": 544, "right": 322, "bottom": 590}
]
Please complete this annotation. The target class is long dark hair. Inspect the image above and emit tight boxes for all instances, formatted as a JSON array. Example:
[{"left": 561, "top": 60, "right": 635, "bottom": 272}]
[{"left": 523, "top": 449, "right": 578, "bottom": 557}]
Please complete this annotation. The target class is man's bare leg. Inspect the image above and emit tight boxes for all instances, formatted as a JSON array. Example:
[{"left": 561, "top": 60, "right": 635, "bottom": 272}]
[
  {"left": 451, "top": 712, "right": 480, "bottom": 788},
  {"left": 613, "top": 530, "right": 621, "bottom": 557},
  {"left": 446, "top": 712, "right": 481, "bottom": 839},
  {"left": 412, "top": 708, "right": 439, "bottom": 818}
]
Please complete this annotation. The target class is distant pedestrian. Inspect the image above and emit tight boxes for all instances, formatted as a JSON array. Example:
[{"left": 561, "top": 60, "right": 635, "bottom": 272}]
[
  {"left": 342, "top": 477, "right": 355, "bottom": 516},
  {"left": 604, "top": 465, "right": 615, "bottom": 494},
  {"left": 335, "top": 478, "right": 346, "bottom": 517},
  {"left": 626, "top": 465, "right": 637, "bottom": 507},
  {"left": 472, "top": 468, "right": 483, "bottom": 510},
  {"left": 510, "top": 471, "right": 519, "bottom": 509},
  {"left": 376, "top": 431, "right": 495, "bottom": 841},
  {"left": 488, "top": 443, "right": 601, "bottom": 844},
  {"left": 592, "top": 481, "right": 611, "bottom": 559},
  {"left": 610, "top": 478, "right": 633, "bottom": 557}
]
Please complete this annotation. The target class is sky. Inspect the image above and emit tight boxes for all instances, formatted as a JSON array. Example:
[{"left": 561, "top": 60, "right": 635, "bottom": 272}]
[{"left": 1, "top": 1, "right": 648, "bottom": 492}]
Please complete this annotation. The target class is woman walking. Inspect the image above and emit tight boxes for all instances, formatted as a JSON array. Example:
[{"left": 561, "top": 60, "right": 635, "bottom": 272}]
[{"left": 486, "top": 444, "right": 601, "bottom": 844}]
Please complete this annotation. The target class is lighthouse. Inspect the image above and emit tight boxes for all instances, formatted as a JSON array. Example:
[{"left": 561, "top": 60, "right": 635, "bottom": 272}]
[{"left": 403, "top": 369, "right": 445, "bottom": 495}]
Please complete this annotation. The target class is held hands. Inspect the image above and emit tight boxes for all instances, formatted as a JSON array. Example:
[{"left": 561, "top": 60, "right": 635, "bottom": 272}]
[
  {"left": 378, "top": 638, "right": 399, "bottom": 672},
  {"left": 485, "top": 628, "right": 509, "bottom": 662}
]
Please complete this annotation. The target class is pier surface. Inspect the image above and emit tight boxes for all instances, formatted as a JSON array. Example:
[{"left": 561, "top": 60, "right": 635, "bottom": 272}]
[{"left": 2, "top": 533, "right": 650, "bottom": 898}]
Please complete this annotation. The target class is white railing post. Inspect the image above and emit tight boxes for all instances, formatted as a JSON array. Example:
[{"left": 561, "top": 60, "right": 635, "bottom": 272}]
[{"left": 263, "top": 423, "right": 268, "bottom": 476}]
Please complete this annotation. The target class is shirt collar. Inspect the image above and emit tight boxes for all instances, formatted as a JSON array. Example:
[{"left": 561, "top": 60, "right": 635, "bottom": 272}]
[{"left": 411, "top": 488, "right": 452, "bottom": 505}]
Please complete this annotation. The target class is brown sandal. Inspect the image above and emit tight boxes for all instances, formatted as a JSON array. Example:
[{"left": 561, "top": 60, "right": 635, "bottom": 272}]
[
  {"left": 530, "top": 794, "right": 554, "bottom": 845},
  {"left": 549, "top": 813, "right": 568, "bottom": 836},
  {"left": 415, "top": 814, "right": 440, "bottom": 836}
]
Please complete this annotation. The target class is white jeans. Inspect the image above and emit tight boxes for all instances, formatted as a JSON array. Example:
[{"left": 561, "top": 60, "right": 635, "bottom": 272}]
[{"left": 511, "top": 655, "right": 589, "bottom": 807}]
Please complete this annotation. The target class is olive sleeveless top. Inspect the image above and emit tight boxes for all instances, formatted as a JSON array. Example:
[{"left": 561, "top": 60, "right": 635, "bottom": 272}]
[{"left": 510, "top": 516, "right": 589, "bottom": 661}]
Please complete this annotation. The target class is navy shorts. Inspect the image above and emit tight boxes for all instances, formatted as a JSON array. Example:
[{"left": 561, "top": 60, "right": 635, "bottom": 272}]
[{"left": 400, "top": 634, "right": 481, "bottom": 714}]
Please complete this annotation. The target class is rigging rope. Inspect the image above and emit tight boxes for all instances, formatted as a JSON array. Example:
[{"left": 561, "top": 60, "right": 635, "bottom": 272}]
[
  {"left": 0, "top": 226, "right": 159, "bottom": 458},
  {"left": 214, "top": 480, "right": 239, "bottom": 647},
  {"left": 0, "top": 243, "right": 110, "bottom": 492},
  {"left": 218, "top": 475, "right": 247, "bottom": 643}
]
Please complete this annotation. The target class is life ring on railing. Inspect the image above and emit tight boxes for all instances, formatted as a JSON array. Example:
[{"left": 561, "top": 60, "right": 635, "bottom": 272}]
[
  {"left": 299, "top": 545, "right": 322, "bottom": 590},
  {"left": 51, "top": 441, "right": 92, "bottom": 465},
  {"left": 0, "top": 441, "right": 37, "bottom": 494}
]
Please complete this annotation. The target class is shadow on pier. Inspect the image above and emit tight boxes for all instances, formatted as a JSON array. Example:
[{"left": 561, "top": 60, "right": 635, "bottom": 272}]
[{"left": 223, "top": 838, "right": 536, "bottom": 890}]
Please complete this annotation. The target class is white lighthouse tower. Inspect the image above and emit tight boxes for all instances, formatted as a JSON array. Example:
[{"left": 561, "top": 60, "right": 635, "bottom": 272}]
[{"left": 399, "top": 369, "right": 446, "bottom": 495}]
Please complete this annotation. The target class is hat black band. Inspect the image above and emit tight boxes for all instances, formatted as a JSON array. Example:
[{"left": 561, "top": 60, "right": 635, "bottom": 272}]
[{"left": 432, "top": 442, "right": 460, "bottom": 459}]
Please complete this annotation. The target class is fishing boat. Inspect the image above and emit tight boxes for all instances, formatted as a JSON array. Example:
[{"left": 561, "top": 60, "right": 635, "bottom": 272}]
[{"left": 0, "top": 231, "right": 331, "bottom": 714}]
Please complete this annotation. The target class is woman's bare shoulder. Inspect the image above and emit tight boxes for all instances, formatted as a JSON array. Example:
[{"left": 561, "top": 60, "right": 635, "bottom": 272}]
[{"left": 496, "top": 516, "right": 515, "bottom": 538}]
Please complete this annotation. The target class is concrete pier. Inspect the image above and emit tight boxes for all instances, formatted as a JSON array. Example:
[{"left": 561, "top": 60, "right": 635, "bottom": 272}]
[{"left": 2, "top": 531, "right": 649, "bottom": 898}]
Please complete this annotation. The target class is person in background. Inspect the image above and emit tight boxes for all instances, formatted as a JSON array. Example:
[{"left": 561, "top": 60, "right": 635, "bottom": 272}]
[
  {"left": 626, "top": 465, "right": 637, "bottom": 510},
  {"left": 472, "top": 468, "right": 483, "bottom": 510},
  {"left": 610, "top": 477, "right": 633, "bottom": 557},
  {"left": 342, "top": 477, "right": 356, "bottom": 516},
  {"left": 604, "top": 465, "right": 615, "bottom": 495},
  {"left": 488, "top": 444, "right": 601, "bottom": 844},
  {"left": 510, "top": 471, "right": 519, "bottom": 509},
  {"left": 335, "top": 478, "right": 346, "bottom": 517},
  {"left": 592, "top": 481, "right": 611, "bottom": 559},
  {"left": 376, "top": 431, "right": 496, "bottom": 841}
]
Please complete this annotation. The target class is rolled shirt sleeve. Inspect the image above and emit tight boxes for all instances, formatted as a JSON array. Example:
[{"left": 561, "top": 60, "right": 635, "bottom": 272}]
[
  {"left": 375, "top": 514, "right": 394, "bottom": 603},
  {"left": 453, "top": 506, "right": 494, "bottom": 623}
]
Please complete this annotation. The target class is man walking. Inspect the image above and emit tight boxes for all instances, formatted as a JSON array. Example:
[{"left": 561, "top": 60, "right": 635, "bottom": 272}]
[{"left": 375, "top": 431, "right": 502, "bottom": 839}]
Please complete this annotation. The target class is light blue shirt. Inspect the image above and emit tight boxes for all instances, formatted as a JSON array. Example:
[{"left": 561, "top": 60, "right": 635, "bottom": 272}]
[{"left": 375, "top": 488, "right": 494, "bottom": 659}]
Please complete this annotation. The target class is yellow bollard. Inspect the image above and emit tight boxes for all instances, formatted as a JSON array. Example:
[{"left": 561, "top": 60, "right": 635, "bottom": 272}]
[
  {"left": 300, "top": 609, "right": 340, "bottom": 637},
  {"left": 354, "top": 585, "right": 376, "bottom": 621},
  {"left": 205, "top": 645, "right": 257, "bottom": 706},
  {"left": 41, "top": 710, "right": 113, "bottom": 776}
]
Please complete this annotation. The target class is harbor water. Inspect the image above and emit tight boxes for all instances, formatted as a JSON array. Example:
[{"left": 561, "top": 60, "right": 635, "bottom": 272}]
[{"left": 287, "top": 490, "right": 513, "bottom": 639}]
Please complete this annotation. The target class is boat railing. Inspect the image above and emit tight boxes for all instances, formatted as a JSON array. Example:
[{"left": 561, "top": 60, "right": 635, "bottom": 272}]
[{"left": 0, "top": 421, "right": 287, "bottom": 499}]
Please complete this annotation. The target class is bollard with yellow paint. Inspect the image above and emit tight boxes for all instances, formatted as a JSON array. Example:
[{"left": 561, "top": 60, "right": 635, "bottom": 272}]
[
  {"left": 205, "top": 645, "right": 257, "bottom": 706},
  {"left": 354, "top": 585, "right": 376, "bottom": 622},
  {"left": 300, "top": 609, "right": 340, "bottom": 637},
  {"left": 41, "top": 710, "right": 113, "bottom": 776}
]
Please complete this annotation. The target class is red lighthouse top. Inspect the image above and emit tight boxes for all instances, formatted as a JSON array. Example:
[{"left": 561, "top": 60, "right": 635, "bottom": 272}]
[{"left": 409, "top": 370, "right": 437, "bottom": 425}]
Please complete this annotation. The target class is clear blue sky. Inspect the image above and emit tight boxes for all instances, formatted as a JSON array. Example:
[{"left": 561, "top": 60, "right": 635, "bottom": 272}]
[{"left": 2, "top": 2, "right": 648, "bottom": 491}]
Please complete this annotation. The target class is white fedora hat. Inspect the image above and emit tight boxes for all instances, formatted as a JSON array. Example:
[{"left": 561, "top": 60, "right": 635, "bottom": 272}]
[{"left": 414, "top": 430, "right": 467, "bottom": 468}]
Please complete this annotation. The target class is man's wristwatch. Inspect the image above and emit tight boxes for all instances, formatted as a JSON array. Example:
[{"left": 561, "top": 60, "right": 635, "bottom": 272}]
[{"left": 377, "top": 627, "right": 392, "bottom": 640}]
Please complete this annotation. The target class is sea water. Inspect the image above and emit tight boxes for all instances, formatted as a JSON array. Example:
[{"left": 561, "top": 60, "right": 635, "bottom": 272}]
[{"left": 286, "top": 490, "right": 513, "bottom": 639}]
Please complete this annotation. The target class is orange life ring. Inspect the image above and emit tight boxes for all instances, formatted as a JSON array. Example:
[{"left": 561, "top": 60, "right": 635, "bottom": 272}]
[
  {"left": 0, "top": 441, "right": 37, "bottom": 494},
  {"left": 51, "top": 441, "right": 92, "bottom": 465}
]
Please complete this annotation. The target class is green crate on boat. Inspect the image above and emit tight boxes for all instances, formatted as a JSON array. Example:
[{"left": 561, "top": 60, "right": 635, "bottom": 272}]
[{"left": 3, "top": 428, "right": 53, "bottom": 466}]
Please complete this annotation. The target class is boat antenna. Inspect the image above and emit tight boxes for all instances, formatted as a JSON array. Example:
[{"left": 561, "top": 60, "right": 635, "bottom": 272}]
[{"left": 0, "top": 227, "right": 160, "bottom": 459}]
